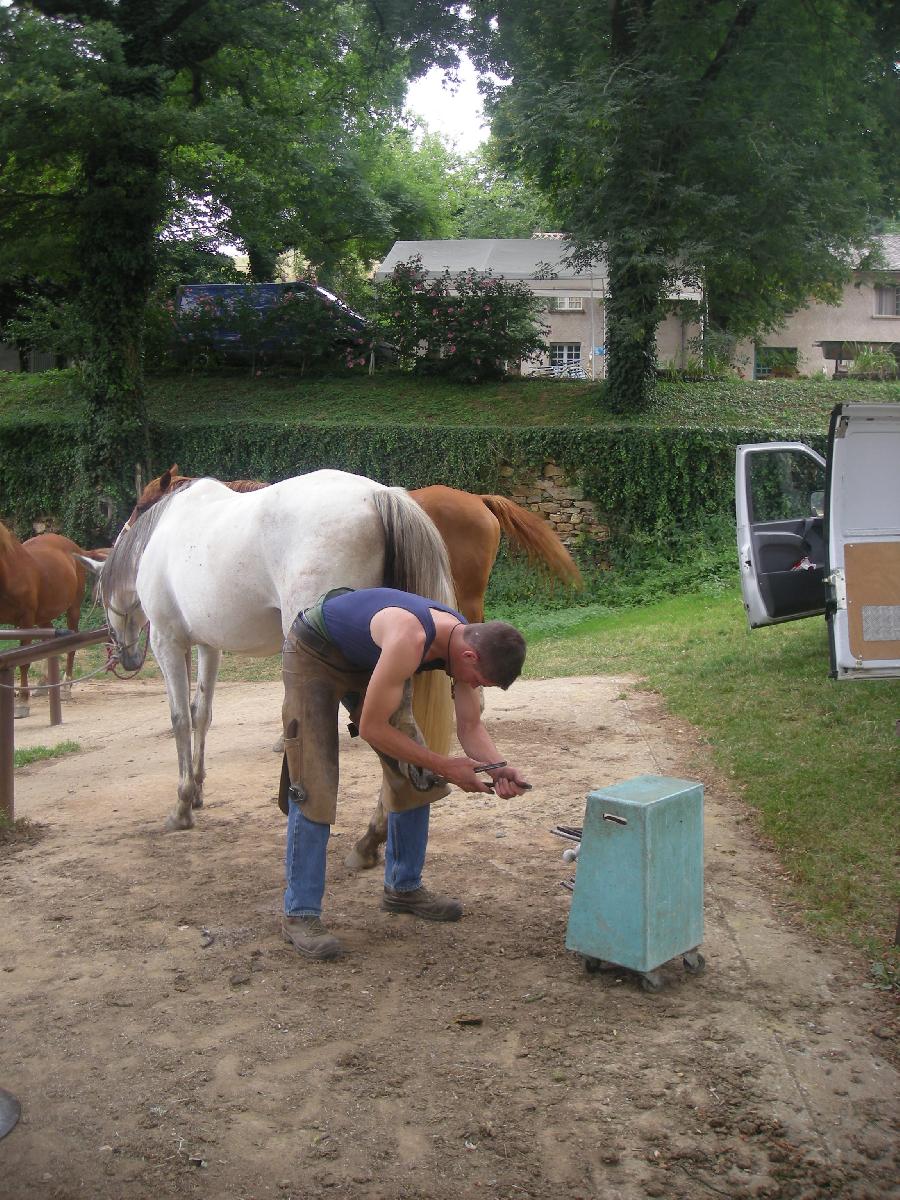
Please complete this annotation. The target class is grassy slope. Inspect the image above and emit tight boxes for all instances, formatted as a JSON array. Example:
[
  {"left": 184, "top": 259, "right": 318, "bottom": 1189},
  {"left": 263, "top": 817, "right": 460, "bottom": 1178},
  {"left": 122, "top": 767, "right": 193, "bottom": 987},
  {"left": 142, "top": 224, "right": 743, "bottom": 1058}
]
[{"left": 1, "top": 369, "right": 898, "bottom": 431}]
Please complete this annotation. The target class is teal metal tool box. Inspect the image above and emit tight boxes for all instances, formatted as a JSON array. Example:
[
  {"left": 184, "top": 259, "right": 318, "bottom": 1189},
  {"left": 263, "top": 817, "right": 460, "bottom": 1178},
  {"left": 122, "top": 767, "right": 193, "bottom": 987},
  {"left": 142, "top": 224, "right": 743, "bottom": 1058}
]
[{"left": 565, "top": 775, "right": 705, "bottom": 991}]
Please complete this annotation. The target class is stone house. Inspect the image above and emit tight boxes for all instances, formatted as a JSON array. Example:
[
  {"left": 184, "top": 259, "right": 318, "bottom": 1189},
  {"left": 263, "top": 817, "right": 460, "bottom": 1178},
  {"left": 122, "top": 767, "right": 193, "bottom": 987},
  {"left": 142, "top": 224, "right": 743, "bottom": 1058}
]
[
  {"left": 376, "top": 233, "right": 900, "bottom": 379},
  {"left": 731, "top": 234, "right": 900, "bottom": 378}
]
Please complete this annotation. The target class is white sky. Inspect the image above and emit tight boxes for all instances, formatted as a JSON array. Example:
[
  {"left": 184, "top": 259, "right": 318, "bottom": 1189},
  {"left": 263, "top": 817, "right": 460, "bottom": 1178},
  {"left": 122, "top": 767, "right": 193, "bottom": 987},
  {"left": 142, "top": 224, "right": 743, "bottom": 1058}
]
[{"left": 404, "top": 52, "right": 491, "bottom": 155}]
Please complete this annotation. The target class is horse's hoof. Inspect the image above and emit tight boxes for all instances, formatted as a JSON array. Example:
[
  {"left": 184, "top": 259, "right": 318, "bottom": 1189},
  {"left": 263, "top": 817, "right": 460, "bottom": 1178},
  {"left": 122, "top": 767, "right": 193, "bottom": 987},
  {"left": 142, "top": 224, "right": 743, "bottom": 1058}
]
[
  {"left": 272, "top": 733, "right": 284, "bottom": 754},
  {"left": 345, "top": 847, "right": 379, "bottom": 872},
  {"left": 14, "top": 706, "right": 29, "bottom": 720},
  {"left": 191, "top": 795, "right": 204, "bottom": 810},
  {"left": 164, "top": 813, "right": 194, "bottom": 832}
]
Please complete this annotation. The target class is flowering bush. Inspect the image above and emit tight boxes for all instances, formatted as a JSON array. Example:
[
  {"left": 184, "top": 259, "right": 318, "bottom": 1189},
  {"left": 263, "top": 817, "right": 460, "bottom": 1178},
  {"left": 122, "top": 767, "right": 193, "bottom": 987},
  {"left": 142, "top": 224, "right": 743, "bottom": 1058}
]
[{"left": 375, "top": 256, "right": 548, "bottom": 383}]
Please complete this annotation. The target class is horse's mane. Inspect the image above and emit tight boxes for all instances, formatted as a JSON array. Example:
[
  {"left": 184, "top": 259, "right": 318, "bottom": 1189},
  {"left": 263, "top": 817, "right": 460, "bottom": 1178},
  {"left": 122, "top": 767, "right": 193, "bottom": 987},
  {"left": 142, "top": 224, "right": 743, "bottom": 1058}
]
[
  {"left": 224, "top": 479, "right": 267, "bottom": 493},
  {"left": 169, "top": 474, "right": 265, "bottom": 495},
  {"left": 103, "top": 483, "right": 196, "bottom": 600}
]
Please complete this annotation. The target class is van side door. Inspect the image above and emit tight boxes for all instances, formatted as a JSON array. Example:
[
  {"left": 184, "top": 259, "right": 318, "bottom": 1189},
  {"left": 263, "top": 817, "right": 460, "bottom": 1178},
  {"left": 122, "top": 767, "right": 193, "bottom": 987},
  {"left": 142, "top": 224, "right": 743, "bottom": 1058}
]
[{"left": 735, "top": 442, "right": 827, "bottom": 628}]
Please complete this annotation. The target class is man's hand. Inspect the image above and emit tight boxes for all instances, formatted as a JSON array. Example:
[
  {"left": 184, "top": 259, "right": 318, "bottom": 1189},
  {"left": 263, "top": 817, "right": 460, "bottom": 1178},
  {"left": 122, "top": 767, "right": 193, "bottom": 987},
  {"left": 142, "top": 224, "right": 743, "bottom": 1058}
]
[
  {"left": 486, "top": 765, "right": 532, "bottom": 799},
  {"left": 442, "top": 756, "right": 497, "bottom": 794}
]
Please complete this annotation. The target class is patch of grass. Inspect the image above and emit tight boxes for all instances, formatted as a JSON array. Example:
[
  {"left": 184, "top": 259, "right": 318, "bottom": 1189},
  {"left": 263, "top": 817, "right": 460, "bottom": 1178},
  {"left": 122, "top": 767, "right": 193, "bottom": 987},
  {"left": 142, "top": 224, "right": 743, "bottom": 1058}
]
[
  {"left": 217, "top": 653, "right": 282, "bottom": 683},
  {"left": 515, "top": 588, "right": 898, "bottom": 957},
  {"left": 14, "top": 740, "right": 80, "bottom": 768},
  {"left": 486, "top": 514, "right": 738, "bottom": 632}
]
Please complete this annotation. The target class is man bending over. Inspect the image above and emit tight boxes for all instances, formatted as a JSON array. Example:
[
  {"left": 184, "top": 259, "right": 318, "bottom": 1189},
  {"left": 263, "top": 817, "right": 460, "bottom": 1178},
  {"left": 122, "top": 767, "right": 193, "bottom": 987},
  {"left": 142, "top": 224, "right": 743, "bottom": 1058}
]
[{"left": 279, "top": 586, "right": 529, "bottom": 960}]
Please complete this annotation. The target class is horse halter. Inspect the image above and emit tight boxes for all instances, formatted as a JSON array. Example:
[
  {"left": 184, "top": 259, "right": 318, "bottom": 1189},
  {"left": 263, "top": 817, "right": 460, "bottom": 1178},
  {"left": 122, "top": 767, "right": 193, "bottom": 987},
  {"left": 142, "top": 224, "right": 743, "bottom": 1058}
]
[{"left": 103, "top": 594, "right": 148, "bottom": 653}]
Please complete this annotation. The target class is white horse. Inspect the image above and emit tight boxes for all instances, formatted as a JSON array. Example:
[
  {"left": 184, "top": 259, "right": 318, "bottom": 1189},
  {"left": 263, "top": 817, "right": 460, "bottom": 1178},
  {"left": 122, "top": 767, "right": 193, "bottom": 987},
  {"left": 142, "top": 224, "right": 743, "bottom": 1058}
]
[{"left": 79, "top": 471, "right": 455, "bottom": 832}]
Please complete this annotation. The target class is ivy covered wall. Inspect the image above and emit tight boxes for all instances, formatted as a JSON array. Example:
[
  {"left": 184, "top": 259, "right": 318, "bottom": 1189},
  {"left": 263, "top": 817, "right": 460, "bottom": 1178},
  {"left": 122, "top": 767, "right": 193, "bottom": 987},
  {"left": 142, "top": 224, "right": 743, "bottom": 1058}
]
[{"left": 0, "top": 409, "right": 827, "bottom": 544}]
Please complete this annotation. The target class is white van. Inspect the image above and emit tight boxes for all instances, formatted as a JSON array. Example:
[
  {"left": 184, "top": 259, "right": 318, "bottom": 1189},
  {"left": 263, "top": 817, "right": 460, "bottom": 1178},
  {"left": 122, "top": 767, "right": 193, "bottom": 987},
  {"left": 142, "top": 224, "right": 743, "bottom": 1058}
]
[{"left": 735, "top": 402, "right": 900, "bottom": 679}]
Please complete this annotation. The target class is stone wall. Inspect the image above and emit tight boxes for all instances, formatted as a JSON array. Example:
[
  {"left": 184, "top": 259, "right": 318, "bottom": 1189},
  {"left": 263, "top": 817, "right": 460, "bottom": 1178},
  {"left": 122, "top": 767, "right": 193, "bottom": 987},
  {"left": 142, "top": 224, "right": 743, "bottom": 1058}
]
[{"left": 500, "top": 460, "right": 610, "bottom": 546}]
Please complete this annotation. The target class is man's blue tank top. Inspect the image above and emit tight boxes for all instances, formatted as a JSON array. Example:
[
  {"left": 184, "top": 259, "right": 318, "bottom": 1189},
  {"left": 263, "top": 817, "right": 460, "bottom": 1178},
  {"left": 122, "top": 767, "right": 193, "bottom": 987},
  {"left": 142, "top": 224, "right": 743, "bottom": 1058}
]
[{"left": 321, "top": 588, "right": 466, "bottom": 672}]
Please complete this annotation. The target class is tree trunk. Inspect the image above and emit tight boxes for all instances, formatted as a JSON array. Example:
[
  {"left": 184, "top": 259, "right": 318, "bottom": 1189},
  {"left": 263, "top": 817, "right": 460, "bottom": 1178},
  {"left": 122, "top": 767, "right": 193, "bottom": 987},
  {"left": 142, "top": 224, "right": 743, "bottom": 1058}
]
[
  {"left": 603, "top": 0, "right": 665, "bottom": 413},
  {"left": 67, "top": 135, "right": 160, "bottom": 542},
  {"left": 604, "top": 240, "right": 665, "bottom": 413},
  {"left": 247, "top": 244, "right": 279, "bottom": 282}
]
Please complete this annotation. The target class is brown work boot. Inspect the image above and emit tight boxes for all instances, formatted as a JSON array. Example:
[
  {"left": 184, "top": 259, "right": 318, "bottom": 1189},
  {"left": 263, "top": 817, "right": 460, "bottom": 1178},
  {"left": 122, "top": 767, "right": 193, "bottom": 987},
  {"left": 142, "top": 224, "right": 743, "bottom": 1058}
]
[
  {"left": 281, "top": 915, "right": 343, "bottom": 960},
  {"left": 381, "top": 885, "right": 463, "bottom": 922}
]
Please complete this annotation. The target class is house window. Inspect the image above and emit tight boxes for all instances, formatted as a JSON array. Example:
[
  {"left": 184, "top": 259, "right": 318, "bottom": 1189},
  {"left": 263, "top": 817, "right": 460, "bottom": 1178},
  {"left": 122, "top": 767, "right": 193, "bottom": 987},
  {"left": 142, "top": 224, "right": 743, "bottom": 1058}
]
[
  {"left": 549, "top": 296, "right": 584, "bottom": 311},
  {"left": 755, "top": 346, "right": 798, "bottom": 379},
  {"left": 874, "top": 285, "right": 900, "bottom": 316},
  {"left": 549, "top": 342, "right": 582, "bottom": 367}
]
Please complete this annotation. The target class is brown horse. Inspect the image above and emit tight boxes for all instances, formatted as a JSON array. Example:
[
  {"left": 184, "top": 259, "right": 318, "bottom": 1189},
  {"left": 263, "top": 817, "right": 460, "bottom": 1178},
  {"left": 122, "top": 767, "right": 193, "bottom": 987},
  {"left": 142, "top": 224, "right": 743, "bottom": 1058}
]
[
  {"left": 128, "top": 466, "right": 582, "bottom": 622},
  {"left": 0, "top": 522, "right": 88, "bottom": 718},
  {"left": 127, "top": 466, "right": 581, "bottom": 865}
]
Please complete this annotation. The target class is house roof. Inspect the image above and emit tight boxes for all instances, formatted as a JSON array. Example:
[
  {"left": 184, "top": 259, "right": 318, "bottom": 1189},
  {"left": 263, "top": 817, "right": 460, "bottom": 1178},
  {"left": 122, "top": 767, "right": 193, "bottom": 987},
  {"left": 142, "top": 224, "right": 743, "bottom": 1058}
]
[
  {"left": 375, "top": 239, "right": 606, "bottom": 281},
  {"left": 870, "top": 234, "right": 900, "bottom": 270},
  {"left": 376, "top": 233, "right": 900, "bottom": 280}
]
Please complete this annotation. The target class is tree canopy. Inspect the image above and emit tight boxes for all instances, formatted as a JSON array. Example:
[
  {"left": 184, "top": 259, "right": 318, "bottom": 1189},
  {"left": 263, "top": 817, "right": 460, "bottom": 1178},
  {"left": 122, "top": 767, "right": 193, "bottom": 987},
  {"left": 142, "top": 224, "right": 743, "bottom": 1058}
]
[
  {"left": 0, "top": 0, "right": 469, "bottom": 533},
  {"left": 469, "top": 0, "right": 900, "bottom": 408}
]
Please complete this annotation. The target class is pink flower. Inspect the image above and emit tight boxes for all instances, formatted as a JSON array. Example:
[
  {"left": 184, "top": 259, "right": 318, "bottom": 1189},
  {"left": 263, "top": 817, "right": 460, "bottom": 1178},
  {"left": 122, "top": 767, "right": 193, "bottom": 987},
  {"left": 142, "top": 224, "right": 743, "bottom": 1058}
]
[{"left": 448, "top": 345, "right": 456, "bottom": 354}]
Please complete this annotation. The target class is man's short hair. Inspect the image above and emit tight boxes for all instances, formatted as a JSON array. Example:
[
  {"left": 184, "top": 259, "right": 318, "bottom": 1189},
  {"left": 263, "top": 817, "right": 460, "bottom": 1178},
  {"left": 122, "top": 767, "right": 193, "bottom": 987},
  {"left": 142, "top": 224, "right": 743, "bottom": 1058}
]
[{"left": 462, "top": 621, "right": 526, "bottom": 689}]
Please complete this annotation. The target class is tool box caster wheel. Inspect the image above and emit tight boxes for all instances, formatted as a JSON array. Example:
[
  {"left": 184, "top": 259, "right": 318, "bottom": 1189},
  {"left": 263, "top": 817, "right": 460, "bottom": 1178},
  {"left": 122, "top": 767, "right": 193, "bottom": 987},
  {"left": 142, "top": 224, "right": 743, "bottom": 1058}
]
[
  {"left": 583, "top": 956, "right": 603, "bottom": 974},
  {"left": 683, "top": 950, "right": 705, "bottom": 975},
  {"left": 639, "top": 971, "right": 664, "bottom": 993}
]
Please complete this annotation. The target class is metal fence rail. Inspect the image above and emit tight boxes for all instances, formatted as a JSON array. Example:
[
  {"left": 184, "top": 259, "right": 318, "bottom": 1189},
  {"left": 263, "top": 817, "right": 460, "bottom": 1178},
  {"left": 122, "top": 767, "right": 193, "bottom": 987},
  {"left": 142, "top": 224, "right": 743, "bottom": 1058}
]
[{"left": 0, "top": 626, "right": 109, "bottom": 821}]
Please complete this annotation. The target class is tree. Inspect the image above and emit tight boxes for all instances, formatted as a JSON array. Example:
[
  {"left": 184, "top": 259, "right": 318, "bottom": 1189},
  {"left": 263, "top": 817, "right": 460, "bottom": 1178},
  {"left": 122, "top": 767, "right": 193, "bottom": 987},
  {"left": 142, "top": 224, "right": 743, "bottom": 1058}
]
[
  {"left": 446, "top": 142, "right": 556, "bottom": 238},
  {"left": 0, "top": 0, "right": 468, "bottom": 537},
  {"left": 469, "top": 0, "right": 899, "bottom": 411}
]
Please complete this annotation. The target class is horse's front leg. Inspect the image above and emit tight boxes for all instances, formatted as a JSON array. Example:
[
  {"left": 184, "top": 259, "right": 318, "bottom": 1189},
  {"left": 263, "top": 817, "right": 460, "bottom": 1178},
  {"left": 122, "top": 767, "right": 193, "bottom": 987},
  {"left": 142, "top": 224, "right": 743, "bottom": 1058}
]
[
  {"left": 152, "top": 633, "right": 196, "bottom": 831},
  {"left": 14, "top": 655, "right": 30, "bottom": 720},
  {"left": 189, "top": 645, "right": 221, "bottom": 810}
]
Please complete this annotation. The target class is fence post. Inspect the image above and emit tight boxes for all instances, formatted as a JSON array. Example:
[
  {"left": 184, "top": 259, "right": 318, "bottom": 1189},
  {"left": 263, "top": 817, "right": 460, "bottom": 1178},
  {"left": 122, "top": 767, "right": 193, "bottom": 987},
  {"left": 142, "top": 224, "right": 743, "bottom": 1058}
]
[
  {"left": 47, "top": 656, "right": 62, "bottom": 727},
  {"left": 0, "top": 667, "right": 14, "bottom": 821}
]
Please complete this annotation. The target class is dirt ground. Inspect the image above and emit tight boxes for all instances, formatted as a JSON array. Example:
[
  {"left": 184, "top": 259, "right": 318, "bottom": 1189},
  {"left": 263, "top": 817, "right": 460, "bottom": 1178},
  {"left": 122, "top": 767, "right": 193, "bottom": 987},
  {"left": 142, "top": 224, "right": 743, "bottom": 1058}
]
[{"left": 2, "top": 672, "right": 897, "bottom": 1200}]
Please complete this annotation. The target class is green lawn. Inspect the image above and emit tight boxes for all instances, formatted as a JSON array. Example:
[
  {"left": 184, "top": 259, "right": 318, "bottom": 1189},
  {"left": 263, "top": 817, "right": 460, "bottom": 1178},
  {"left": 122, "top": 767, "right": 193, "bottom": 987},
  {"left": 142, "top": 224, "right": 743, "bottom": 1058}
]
[
  {"left": 1, "top": 368, "right": 897, "bottom": 431},
  {"left": 520, "top": 588, "right": 898, "bottom": 963}
]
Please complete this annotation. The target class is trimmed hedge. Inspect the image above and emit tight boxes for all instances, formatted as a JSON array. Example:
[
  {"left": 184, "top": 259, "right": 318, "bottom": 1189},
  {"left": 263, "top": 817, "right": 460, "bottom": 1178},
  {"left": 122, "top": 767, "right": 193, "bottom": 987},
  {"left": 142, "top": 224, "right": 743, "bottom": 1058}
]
[{"left": 0, "top": 371, "right": 895, "bottom": 540}]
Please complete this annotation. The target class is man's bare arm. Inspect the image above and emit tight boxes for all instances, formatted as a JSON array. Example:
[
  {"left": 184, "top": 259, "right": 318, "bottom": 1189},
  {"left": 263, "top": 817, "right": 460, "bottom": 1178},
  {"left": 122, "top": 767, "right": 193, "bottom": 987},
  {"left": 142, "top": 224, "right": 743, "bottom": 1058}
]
[
  {"left": 453, "top": 681, "right": 532, "bottom": 798},
  {"left": 357, "top": 614, "right": 493, "bottom": 793}
]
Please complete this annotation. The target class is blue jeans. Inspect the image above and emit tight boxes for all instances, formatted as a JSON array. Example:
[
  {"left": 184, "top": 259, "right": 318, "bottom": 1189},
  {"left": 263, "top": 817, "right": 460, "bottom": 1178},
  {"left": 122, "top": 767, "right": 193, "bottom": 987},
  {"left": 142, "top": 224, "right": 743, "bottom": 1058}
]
[{"left": 284, "top": 802, "right": 430, "bottom": 917}]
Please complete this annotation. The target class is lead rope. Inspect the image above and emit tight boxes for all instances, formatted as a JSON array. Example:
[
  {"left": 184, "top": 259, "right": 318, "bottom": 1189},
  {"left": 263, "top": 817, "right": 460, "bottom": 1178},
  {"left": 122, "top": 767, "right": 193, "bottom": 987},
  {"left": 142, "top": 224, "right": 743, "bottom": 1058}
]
[{"left": 105, "top": 622, "right": 150, "bottom": 679}]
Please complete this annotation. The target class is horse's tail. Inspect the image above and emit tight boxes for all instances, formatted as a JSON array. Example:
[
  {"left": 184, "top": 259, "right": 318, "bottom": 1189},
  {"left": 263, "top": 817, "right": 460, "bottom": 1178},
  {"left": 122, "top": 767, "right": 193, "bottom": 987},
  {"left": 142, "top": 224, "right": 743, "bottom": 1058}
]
[
  {"left": 479, "top": 495, "right": 583, "bottom": 587},
  {"left": 373, "top": 488, "right": 456, "bottom": 756},
  {"left": 373, "top": 488, "right": 456, "bottom": 606}
]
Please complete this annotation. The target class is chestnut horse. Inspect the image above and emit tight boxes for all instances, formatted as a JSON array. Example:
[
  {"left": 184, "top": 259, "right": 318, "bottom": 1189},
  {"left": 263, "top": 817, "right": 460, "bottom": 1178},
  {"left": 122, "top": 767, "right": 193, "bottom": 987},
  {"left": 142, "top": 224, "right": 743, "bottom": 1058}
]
[
  {"left": 128, "top": 466, "right": 582, "bottom": 623},
  {"left": 0, "top": 522, "right": 87, "bottom": 718}
]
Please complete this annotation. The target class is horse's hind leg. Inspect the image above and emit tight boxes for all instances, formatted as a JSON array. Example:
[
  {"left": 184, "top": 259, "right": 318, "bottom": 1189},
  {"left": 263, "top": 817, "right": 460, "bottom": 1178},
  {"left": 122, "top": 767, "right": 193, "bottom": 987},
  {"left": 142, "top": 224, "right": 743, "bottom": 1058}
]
[
  {"left": 61, "top": 602, "right": 80, "bottom": 701},
  {"left": 189, "top": 645, "right": 221, "bottom": 809},
  {"left": 152, "top": 633, "right": 197, "bottom": 831},
  {"left": 346, "top": 788, "right": 387, "bottom": 871}
]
